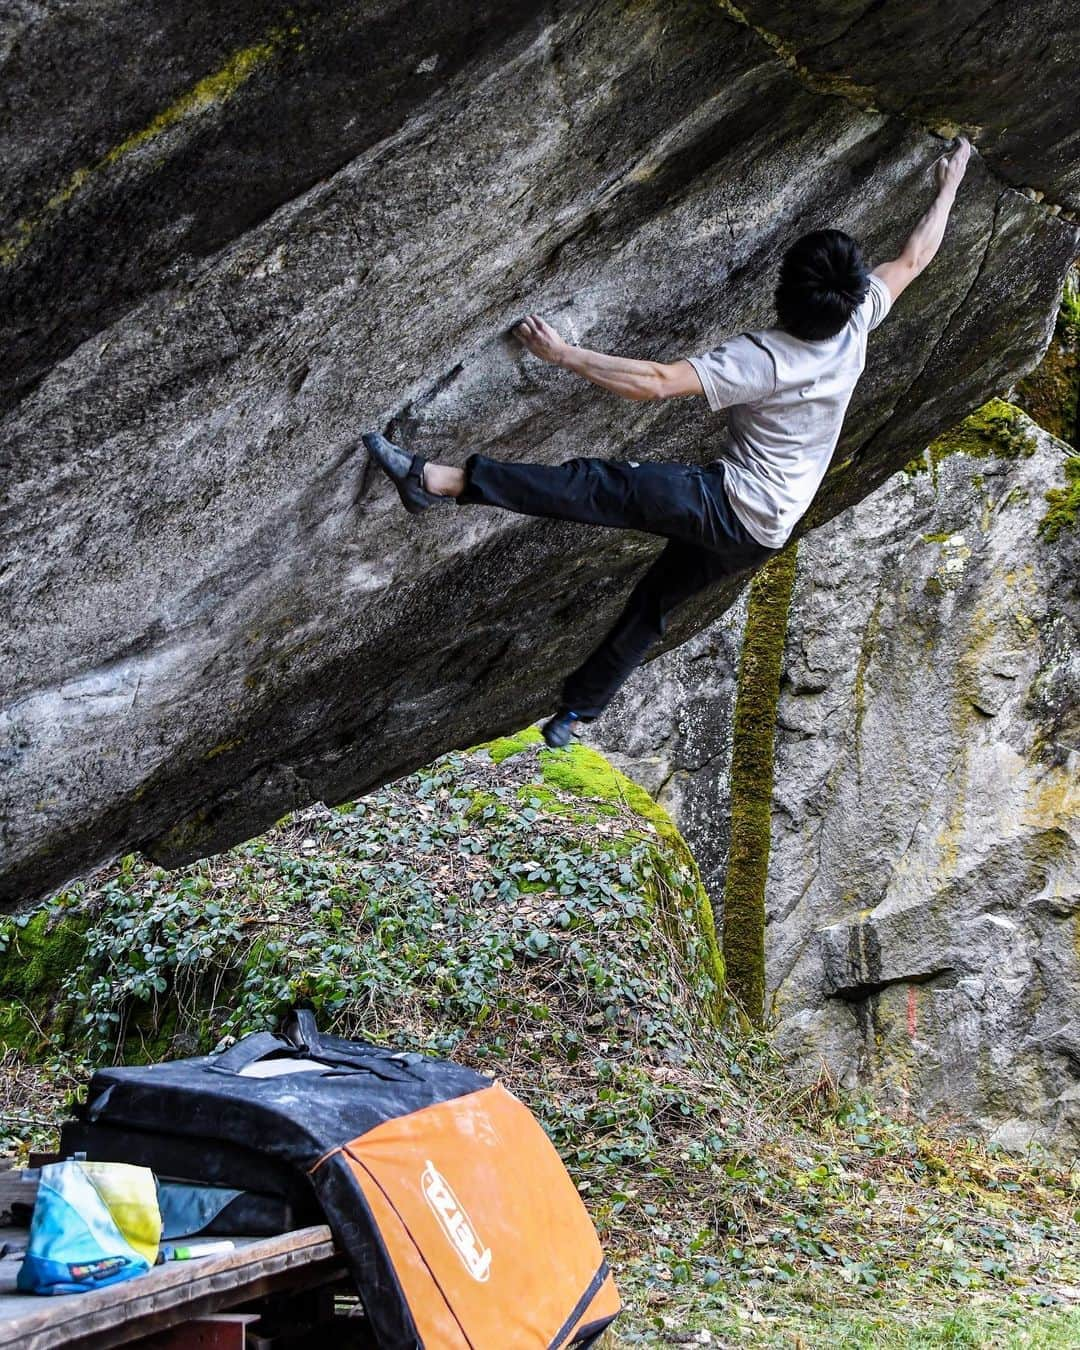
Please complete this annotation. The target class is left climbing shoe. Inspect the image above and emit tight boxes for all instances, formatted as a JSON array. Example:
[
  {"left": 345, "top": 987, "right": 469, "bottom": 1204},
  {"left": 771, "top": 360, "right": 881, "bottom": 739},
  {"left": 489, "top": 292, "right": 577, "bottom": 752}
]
[
  {"left": 362, "top": 432, "right": 447, "bottom": 515},
  {"left": 541, "top": 709, "right": 583, "bottom": 749}
]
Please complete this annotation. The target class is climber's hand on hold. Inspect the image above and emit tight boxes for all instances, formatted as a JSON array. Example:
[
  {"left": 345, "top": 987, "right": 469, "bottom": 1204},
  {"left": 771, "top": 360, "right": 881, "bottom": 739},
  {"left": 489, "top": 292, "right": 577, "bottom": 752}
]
[
  {"left": 514, "top": 314, "right": 569, "bottom": 366},
  {"left": 513, "top": 317, "right": 694, "bottom": 401},
  {"left": 934, "top": 135, "right": 972, "bottom": 196},
  {"left": 875, "top": 135, "right": 971, "bottom": 306}
]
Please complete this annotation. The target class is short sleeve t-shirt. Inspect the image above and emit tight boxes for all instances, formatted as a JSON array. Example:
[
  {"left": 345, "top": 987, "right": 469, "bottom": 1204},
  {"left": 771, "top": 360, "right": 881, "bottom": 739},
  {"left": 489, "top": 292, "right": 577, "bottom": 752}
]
[{"left": 685, "top": 272, "right": 893, "bottom": 548}]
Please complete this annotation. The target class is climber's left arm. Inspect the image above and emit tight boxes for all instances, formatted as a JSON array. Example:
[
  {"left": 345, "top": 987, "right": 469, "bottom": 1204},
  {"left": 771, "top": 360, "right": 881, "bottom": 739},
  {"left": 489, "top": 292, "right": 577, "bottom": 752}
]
[{"left": 513, "top": 314, "right": 704, "bottom": 402}]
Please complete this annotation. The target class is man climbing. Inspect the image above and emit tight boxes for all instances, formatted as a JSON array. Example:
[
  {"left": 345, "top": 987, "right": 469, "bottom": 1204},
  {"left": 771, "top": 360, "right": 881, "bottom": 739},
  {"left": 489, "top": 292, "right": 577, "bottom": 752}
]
[{"left": 364, "top": 136, "right": 972, "bottom": 748}]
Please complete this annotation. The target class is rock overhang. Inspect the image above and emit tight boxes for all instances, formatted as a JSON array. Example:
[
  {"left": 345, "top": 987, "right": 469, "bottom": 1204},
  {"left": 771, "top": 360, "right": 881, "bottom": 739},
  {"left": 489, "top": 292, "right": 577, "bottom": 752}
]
[{"left": 1, "top": 0, "right": 1078, "bottom": 908}]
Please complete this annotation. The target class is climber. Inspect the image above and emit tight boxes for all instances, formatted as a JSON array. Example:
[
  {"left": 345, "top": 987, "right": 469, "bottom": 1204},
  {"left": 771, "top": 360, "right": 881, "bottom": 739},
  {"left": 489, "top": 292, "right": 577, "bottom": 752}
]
[{"left": 364, "top": 136, "right": 972, "bottom": 748}]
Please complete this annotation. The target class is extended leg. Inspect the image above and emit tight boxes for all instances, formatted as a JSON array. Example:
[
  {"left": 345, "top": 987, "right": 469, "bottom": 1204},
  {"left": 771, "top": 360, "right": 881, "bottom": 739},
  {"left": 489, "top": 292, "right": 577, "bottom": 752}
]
[
  {"left": 455, "top": 452, "right": 731, "bottom": 552},
  {"left": 559, "top": 537, "right": 761, "bottom": 722},
  {"left": 363, "top": 433, "right": 735, "bottom": 552}
]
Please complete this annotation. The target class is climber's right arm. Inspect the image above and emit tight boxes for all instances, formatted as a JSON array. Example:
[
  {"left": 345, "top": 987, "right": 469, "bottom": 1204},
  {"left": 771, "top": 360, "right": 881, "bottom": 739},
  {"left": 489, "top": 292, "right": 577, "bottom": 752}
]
[
  {"left": 513, "top": 314, "right": 703, "bottom": 401},
  {"left": 873, "top": 135, "right": 972, "bottom": 304}
]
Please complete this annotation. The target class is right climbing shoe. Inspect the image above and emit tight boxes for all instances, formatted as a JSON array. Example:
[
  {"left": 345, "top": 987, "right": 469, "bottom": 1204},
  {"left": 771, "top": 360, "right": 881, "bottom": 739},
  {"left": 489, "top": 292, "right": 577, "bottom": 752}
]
[{"left": 362, "top": 432, "right": 447, "bottom": 515}]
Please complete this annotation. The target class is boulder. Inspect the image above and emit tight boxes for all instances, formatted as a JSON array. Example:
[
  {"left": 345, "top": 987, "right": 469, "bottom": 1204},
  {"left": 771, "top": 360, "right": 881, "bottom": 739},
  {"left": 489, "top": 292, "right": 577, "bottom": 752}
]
[
  {"left": 2, "top": 0, "right": 1077, "bottom": 906},
  {"left": 733, "top": 0, "right": 1080, "bottom": 211},
  {"left": 592, "top": 404, "right": 1080, "bottom": 1152}
]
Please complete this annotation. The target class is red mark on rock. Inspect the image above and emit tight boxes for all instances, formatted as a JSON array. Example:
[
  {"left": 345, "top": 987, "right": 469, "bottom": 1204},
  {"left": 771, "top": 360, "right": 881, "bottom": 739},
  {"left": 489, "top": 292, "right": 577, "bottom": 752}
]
[{"left": 907, "top": 985, "right": 917, "bottom": 1039}]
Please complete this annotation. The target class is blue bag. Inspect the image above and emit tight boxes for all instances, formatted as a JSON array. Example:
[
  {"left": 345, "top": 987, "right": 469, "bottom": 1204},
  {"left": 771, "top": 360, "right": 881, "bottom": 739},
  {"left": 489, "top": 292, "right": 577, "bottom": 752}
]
[{"left": 17, "top": 1159, "right": 161, "bottom": 1295}]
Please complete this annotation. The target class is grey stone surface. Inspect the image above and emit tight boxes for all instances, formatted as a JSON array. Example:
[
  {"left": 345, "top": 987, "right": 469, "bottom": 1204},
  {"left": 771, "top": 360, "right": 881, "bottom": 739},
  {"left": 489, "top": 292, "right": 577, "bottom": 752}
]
[
  {"left": 734, "top": 0, "right": 1080, "bottom": 212},
  {"left": 591, "top": 411, "right": 1080, "bottom": 1153},
  {"left": 2, "top": 0, "right": 1078, "bottom": 906}
]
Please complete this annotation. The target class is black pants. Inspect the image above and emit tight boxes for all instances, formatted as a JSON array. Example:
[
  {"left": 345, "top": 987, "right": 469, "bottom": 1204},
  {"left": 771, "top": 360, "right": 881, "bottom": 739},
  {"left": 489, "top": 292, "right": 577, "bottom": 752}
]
[{"left": 457, "top": 453, "right": 779, "bottom": 719}]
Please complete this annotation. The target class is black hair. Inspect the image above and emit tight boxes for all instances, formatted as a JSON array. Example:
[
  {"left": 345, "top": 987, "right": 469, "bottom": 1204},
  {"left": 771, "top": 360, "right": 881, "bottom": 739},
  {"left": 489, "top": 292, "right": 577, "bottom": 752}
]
[{"left": 774, "top": 228, "right": 870, "bottom": 341}]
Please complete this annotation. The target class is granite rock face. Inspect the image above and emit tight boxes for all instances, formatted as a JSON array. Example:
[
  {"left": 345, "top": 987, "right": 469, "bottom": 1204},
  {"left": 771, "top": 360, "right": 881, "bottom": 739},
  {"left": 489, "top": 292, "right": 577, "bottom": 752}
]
[
  {"left": 735, "top": 0, "right": 1080, "bottom": 212},
  {"left": 2, "top": 0, "right": 1078, "bottom": 906},
  {"left": 591, "top": 407, "right": 1080, "bottom": 1152}
]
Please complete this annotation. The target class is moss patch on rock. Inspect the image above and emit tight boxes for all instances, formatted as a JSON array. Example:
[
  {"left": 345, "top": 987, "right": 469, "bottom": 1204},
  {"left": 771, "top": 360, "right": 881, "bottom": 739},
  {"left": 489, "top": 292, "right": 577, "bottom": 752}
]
[
  {"left": 1039, "top": 455, "right": 1080, "bottom": 543},
  {"left": 1015, "top": 264, "right": 1080, "bottom": 448},
  {"left": 904, "top": 399, "right": 1040, "bottom": 484},
  {"left": 0, "top": 906, "right": 89, "bottom": 1054},
  {"left": 723, "top": 544, "right": 799, "bottom": 1028},
  {"left": 0, "top": 736, "right": 722, "bottom": 1105},
  {"left": 483, "top": 733, "right": 725, "bottom": 1020}
]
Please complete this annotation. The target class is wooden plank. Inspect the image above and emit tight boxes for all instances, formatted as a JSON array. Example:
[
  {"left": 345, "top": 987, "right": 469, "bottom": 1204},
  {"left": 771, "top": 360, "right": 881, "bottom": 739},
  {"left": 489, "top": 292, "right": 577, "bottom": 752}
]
[
  {"left": 0, "top": 1226, "right": 341, "bottom": 1350},
  {"left": 139, "top": 1313, "right": 260, "bottom": 1349}
]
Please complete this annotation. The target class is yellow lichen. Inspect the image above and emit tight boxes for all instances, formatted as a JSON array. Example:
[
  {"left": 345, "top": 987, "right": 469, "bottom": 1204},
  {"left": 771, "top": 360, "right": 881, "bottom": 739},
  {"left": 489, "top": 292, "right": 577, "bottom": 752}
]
[
  {"left": 0, "top": 26, "right": 297, "bottom": 268},
  {"left": 711, "top": 0, "right": 880, "bottom": 108},
  {"left": 204, "top": 737, "right": 244, "bottom": 760}
]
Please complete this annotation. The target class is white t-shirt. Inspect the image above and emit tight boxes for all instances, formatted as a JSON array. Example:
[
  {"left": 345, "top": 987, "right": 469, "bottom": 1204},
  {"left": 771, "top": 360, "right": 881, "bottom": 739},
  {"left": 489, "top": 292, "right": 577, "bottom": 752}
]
[{"left": 685, "top": 272, "right": 893, "bottom": 548}]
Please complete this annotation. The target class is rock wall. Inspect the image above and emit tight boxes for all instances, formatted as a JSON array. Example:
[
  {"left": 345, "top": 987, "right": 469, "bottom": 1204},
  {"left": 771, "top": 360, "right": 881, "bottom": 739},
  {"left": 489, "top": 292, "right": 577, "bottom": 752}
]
[
  {"left": 732, "top": 0, "right": 1080, "bottom": 212},
  {"left": 591, "top": 399, "right": 1080, "bottom": 1152},
  {"left": 3, "top": 0, "right": 1078, "bottom": 907}
]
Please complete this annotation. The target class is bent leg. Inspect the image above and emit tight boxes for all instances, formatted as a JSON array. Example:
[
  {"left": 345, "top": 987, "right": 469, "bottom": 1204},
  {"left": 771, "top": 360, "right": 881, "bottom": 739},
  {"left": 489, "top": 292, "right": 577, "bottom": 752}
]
[
  {"left": 457, "top": 452, "right": 726, "bottom": 550},
  {"left": 560, "top": 538, "right": 763, "bottom": 720}
]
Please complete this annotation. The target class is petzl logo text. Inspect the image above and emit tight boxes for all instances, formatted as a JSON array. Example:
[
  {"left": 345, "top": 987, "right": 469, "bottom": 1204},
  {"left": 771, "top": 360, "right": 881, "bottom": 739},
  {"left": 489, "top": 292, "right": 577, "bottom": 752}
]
[{"left": 421, "top": 1160, "right": 492, "bottom": 1282}]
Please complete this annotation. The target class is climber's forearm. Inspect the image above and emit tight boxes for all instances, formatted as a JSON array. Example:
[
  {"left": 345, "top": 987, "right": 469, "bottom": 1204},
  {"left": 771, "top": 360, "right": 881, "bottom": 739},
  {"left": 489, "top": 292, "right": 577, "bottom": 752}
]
[
  {"left": 900, "top": 185, "right": 957, "bottom": 273},
  {"left": 514, "top": 312, "right": 702, "bottom": 399},
  {"left": 556, "top": 344, "right": 671, "bottom": 402}
]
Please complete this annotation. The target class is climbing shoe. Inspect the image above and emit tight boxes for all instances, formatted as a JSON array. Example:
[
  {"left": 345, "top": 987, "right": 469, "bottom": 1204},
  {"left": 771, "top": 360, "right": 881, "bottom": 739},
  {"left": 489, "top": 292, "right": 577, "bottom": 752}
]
[
  {"left": 541, "top": 708, "right": 583, "bottom": 749},
  {"left": 362, "top": 432, "right": 447, "bottom": 515}
]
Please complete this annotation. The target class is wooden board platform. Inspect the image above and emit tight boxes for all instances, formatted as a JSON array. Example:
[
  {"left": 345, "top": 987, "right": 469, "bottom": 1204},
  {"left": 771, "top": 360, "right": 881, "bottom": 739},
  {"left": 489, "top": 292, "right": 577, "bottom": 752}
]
[{"left": 0, "top": 1225, "right": 343, "bottom": 1349}]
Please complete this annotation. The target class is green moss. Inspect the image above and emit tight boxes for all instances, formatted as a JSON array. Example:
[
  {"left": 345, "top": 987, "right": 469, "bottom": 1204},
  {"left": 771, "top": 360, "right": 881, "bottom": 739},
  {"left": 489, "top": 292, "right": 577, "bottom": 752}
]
[
  {"left": 478, "top": 725, "right": 545, "bottom": 763},
  {"left": 902, "top": 454, "right": 929, "bottom": 477},
  {"left": 150, "top": 806, "right": 213, "bottom": 861},
  {"left": 1038, "top": 456, "right": 1080, "bottom": 542},
  {"left": 0, "top": 908, "right": 89, "bottom": 1051},
  {"left": 1000, "top": 485, "right": 1031, "bottom": 510},
  {"left": 204, "top": 737, "right": 243, "bottom": 760},
  {"left": 0, "top": 909, "right": 88, "bottom": 1002},
  {"left": 463, "top": 790, "right": 501, "bottom": 820},
  {"left": 1058, "top": 265, "right": 1080, "bottom": 337},
  {"left": 478, "top": 733, "right": 725, "bottom": 1017},
  {"left": 927, "top": 399, "right": 1038, "bottom": 478},
  {"left": 482, "top": 733, "right": 682, "bottom": 837},
  {"left": 1013, "top": 266, "right": 1080, "bottom": 449},
  {"left": 123, "top": 1005, "right": 181, "bottom": 1066},
  {"left": 924, "top": 574, "right": 947, "bottom": 598},
  {"left": 1014, "top": 335, "right": 1079, "bottom": 448},
  {"left": 515, "top": 782, "right": 620, "bottom": 819},
  {"left": 0, "top": 1005, "right": 35, "bottom": 1054},
  {"left": 540, "top": 742, "right": 661, "bottom": 818},
  {"left": 723, "top": 545, "right": 799, "bottom": 1029},
  {"left": 904, "top": 399, "right": 1041, "bottom": 482}
]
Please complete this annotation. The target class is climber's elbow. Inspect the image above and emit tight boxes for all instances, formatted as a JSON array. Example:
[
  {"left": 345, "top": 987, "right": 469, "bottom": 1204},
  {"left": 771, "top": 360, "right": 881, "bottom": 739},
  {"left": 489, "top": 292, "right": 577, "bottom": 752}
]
[{"left": 648, "top": 361, "right": 703, "bottom": 401}]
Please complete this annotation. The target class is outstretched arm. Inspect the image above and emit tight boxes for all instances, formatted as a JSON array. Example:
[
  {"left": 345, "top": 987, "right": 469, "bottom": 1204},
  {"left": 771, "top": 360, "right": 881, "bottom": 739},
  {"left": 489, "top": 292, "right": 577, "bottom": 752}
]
[
  {"left": 873, "top": 135, "right": 972, "bottom": 304},
  {"left": 513, "top": 314, "right": 704, "bottom": 402}
]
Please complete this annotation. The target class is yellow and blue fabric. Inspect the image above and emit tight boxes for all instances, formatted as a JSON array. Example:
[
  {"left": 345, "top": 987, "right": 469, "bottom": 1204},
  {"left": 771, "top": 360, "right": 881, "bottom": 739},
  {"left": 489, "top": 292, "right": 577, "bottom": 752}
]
[{"left": 17, "top": 1159, "right": 161, "bottom": 1295}]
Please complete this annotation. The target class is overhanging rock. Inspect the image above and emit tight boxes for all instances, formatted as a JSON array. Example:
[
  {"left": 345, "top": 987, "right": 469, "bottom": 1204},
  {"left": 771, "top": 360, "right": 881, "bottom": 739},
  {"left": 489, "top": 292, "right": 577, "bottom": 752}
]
[
  {"left": 732, "top": 0, "right": 1080, "bottom": 212},
  {"left": 2, "top": 0, "right": 1078, "bottom": 907}
]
